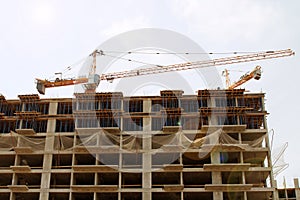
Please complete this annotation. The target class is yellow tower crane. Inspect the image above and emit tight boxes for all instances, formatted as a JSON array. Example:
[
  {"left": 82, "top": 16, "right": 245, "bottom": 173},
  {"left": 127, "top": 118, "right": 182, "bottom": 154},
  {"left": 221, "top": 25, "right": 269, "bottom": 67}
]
[
  {"left": 222, "top": 66, "right": 262, "bottom": 89},
  {"left": 36, "top": 49, "right": 294, "bottom": 94}
]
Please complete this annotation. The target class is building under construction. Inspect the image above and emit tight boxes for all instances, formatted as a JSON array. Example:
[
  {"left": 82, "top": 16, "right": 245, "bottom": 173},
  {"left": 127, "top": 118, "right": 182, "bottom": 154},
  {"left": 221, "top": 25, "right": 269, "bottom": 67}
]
[
  {"left": 0, "top": 89, "right": 289, "bottom": 200},
  {"left": 0, "top": 48, "right": 296, "bottom": 200},
  {"left": 276, "top": 178, "right": 300, "bottom": 200}
]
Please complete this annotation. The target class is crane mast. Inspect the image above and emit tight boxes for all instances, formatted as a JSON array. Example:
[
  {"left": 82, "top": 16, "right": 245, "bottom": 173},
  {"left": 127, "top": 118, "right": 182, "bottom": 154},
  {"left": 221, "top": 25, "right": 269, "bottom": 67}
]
[
  {"left": 222, "top": 69, "right": 231, "bottom": 89},
  {"left": 36, "top": 49, "right": 294, "bottom": 94}
]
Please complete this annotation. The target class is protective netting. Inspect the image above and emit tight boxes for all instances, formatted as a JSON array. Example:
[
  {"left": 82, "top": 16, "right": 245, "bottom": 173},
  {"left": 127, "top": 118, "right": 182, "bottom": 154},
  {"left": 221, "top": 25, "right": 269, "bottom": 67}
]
[
  {"left": 219, "top": 131, "right": 266, "bottom": 148},
  {"left": 272, "top": 143, "right": 289, "bottom": 177},
  {"left": 0, "top": 129, "right": 266, "bottom": 152},
  {"left": 18, "top": 135, "right": 46, "bottom": 151},
  {"left": 0, "top": 133, "right": 17, "bottom": 151}
]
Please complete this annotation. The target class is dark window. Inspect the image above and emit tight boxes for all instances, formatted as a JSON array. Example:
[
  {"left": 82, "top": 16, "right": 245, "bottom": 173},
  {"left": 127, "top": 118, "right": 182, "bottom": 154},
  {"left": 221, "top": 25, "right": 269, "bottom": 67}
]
[
  {"left": 215, "top": 98, "right": 226, "bottom": 107},
  {"left": 23, "top": 102, "right": 38, "bottom": 112},
  {"left": 181, "top": 99, "right": 198, "bottom": 112},
  {"left": 223, "top": 192, "right": 243, "bottom": 200},
  {"left": 57, "top": 102, "right": 73, "bottom": 114},
  {"left": 165, "top": 115, "right": 181, "bottom": 126},
  {"left": 226, "top": 98, "right": 236, "bottom": 107},
  {"left": 2, "top": 103, "right": 21, "bottom": 116},
  {"left": 124, "top": 100, "right": 143, "bottom": 112},
  {"left": 244, "top": 97, "right": 263, "bottom": 112},
  {"left": 198, "top": 98, "right": 208, "bottom": 107},
  {"left": 76, "top": 101, "right": 97, "bottom": 110},
  {"left": 278, "top": 190, "right": 286, "bottom": 198},
  {"left": 0, "top": 120, "right": 17, "bottom": 133},
  {"left": 152, "top": 117, "right": 163, "bottom": 131},
  {"left": 217, "top": 115, "right": 238, "bottom": 125},
  {"left": 220, "top": 152, "right": 240, "bottom": 163},
  {"left": 237, "top": 97, "right": 245, "bottom": 106},
  {"left": 245, "top": 116, "right": 264, "bottom": 129},
  {"left": 56, "top": 119, "right": 75, "bottom": 132},
  {"left": 287, "top": 189, "right": 296, "bottom": 198},
  {"left": 49, "top": 193, "right": 69, "bottom": 200},
  {"left": 99, "top": 117, "right": 120, "bottom": 128},
  {"left": 152, "top": 100, "right": 162, "bottom": 112},
  {"left": 21, "top": 119, "right": 47, "bottom": 133},
  {"left": 182, "top": 117, "right": 201, "bottom": 130},
  {"left": 50, "top": 173, "right": 71, "bottom": 188},
  {"left": 38, "top": 103, "right": 49, "bottom": 114},
  {"left": 100, "top": 99, "right": 121, "bottom": 110},
  {"left": 73, "top": 173, "right": 95, "bottom": 185},
  {"left": 123, "top": 117, "right": 143, "bottom": 131},
  {"left": 162, "top": 98, "right": 179, "bottom": 108},
  {"left": 76, "top": 118, "right": 98, "bottom": 128},
  {"left": 239, "top": 116, "right": 245, "bottom": 125},
  {"left": 97, "top": 193, "right": 117, "bottom": 200},
  {"left": 152, "top": 192, "right": 181, "bottom": 200},
  {"left": 72, "top": 193, "right": 93, "bottom": 200},
  {"left": 200, "top": 116, "right": 209, "bottom": 126},
  {"left": 35, "top": 120, "right": 48, "bottom": 133}
]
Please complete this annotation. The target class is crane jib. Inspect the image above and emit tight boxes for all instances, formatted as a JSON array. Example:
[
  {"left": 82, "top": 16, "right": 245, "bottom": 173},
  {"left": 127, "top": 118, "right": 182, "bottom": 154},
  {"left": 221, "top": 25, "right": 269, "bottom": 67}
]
[
  {"left": 100, "top": 49, "right": 294, "bottom": 81},
  {"left": 36, "top": 49, "right": 294, "bottom": 94}
]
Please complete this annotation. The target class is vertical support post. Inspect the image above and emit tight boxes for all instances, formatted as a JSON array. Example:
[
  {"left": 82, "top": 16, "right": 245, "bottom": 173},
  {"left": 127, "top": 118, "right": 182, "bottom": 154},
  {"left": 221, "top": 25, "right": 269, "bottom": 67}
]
[
  {"left": 39, "top": 102, "right": 56, "bottom": 200},
  {"left": 274, "top": 180, "right": 279, "bottom": 200},
  {"left": 143, "top": 99, "right": 152, "bottom": 200},
  {"left": 211, "top": 151, "right": 223, "bottom": 200}
]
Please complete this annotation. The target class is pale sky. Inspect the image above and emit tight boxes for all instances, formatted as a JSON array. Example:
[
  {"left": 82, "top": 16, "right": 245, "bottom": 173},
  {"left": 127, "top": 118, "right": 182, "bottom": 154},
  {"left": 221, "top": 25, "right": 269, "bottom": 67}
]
[{"left": 0, "top": 0, "right": 299, "bottom": 187}]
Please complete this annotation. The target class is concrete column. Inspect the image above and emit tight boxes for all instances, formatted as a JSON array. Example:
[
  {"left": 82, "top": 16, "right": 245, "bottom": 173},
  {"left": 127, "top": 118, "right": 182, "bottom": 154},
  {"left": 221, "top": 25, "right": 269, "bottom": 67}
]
[
  {"left": 211, "top": 151, "right": 223, "bottom": 200},
  {"left": 40, "top": 132, "right": 55, "bottom": 199},
  {"left": 143, "top": 99, "right": 152, "bottom": 200},
  {"left": 240, "top": 152, "right": 248, "bottom": 200},
  {"left": 142, "top": 135, "right": 152, "bottom": 200},
  {"left": 143, "top": 99, "right": 152, "bottom": 113},
  {"left": 209, "top": 97, "right": 223, "bottom": 200},
  {"left": 48, "top": 102, "right": 58, "bottom": 115},
  {"left": 273, "top": 180, "right": 279, "bottom": 200},
  {"left": 209, "top": 97, "right": 218, "bottom": 125},
  {"left": 40, "top": 102, "right": 56, "bottom": 200}
]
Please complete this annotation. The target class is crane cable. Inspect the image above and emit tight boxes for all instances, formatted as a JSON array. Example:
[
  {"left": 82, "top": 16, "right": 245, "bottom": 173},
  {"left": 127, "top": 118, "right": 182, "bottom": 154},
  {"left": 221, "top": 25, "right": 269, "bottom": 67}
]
[
  {"left": 103, "top": 53, "right": 164, "bottom": 68},
  {"left": 102, "top": 50, "right": 267, "bottom": 55}
]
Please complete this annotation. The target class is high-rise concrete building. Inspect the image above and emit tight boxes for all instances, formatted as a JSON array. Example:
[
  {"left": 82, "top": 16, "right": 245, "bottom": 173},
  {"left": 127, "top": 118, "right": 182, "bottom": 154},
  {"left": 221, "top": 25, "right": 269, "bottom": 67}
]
[{"left": 0, "top": 89, "right": 277, "bottom": 200}]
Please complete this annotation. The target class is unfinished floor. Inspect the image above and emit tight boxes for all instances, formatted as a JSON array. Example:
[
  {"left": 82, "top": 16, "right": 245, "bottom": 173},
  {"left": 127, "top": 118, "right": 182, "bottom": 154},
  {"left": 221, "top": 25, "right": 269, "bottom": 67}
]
[{"left": 0, "top": 90, "right": 275, "bottom": 200}]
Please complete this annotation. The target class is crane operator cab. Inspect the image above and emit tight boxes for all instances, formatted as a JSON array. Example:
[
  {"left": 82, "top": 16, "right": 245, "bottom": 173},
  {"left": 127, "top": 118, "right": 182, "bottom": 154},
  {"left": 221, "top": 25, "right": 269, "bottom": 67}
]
[
  {"left": 83, "top": 74, "right": 100, "bottom": 93},
  {"left": 253, "top": 66, "right": 262, "bottom": 80}
]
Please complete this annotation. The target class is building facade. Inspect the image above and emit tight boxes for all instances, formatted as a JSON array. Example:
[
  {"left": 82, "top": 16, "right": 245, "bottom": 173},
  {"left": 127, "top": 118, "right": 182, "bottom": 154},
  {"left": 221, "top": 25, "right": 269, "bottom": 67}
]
[{"left": 0, "top": 89, "right": 275, "bottom": 200}]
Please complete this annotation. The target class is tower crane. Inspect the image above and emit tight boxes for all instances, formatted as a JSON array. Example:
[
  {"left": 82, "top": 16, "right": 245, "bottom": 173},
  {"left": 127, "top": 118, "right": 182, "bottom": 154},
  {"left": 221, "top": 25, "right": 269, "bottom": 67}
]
[
  {"left": 35, "top": 49, "right": 294, "bottom": 95},
  {"left": 36, "top": 50, "right": 102, "bottom": 95},
  {"left": 222, "top": 69, "right": 244, "bottom": 88},
  {"left": 227, "top": 65, "right": 262, "bottom": 89}
]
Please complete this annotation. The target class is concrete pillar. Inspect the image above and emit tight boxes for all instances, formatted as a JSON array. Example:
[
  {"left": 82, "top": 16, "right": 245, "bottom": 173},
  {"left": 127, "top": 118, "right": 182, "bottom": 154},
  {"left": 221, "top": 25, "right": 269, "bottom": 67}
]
[
  {"left": 142, "top": 135, "right": 152, "bottom": 200},
  {"left": 39, "top": 102, "right": 56, "bottom": 200},
  {"left": 209, "top": 97, "right": 218, "bottom": 125},
  {"left": 143, "top": 99, "right": 152, "bottom": 200},
  {"left": 273, "top": 180, "right": 279, "bottom": 200},
  {"left": 143, "top": 99, "right": 152, "bottom": 113},
  {"left": 48, "top": 101, "right": 58, "bottom": 115},
  {"left": 40, "top": 132, "right": 55, "bottom": 199},
  {"left": 211, "top": 151, "right": 223, "bottom": 200},
  {"left": 209, "top": 96, "right": 222, "bottom": 200}
]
